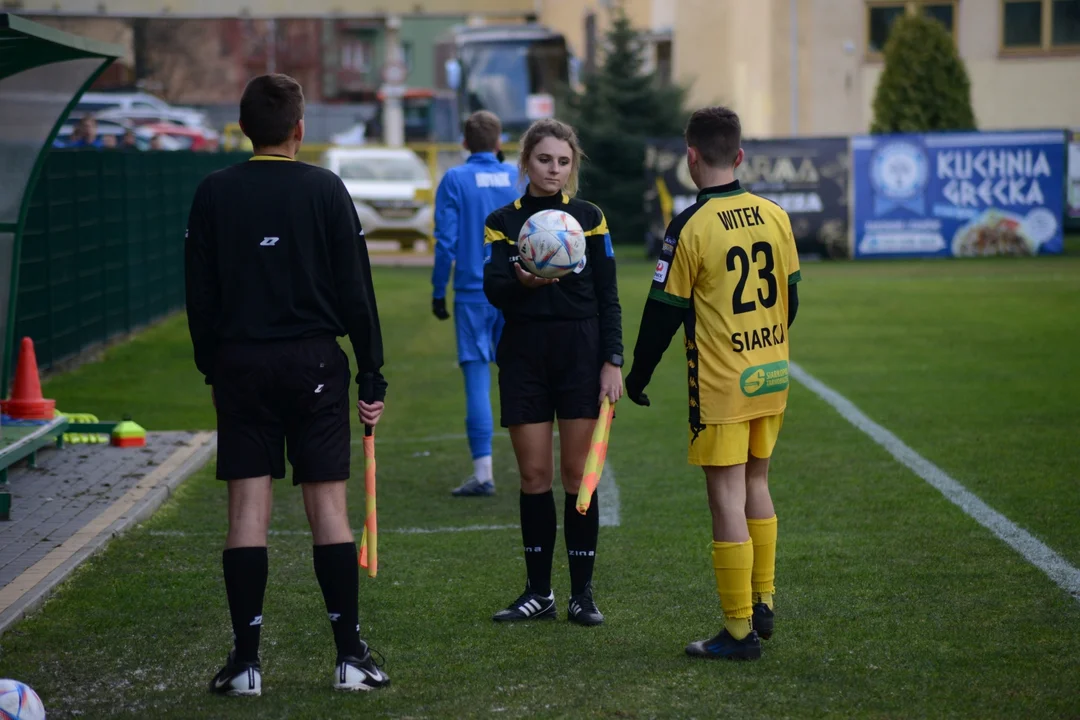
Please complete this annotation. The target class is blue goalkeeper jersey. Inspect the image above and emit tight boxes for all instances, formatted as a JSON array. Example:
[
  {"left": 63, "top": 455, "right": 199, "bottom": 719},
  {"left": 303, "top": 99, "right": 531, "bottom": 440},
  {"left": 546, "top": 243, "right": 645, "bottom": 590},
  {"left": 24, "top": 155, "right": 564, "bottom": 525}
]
[{"left": 432, "top": 152, "right": 520, "bottom": 304}]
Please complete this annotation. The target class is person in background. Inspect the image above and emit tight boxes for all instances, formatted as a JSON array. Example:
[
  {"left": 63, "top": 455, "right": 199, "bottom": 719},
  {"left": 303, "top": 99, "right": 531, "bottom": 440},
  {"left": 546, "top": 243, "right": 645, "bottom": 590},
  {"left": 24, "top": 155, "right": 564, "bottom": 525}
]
[
  {"left": 431, "top": 110, "right": 520, "bottom": 497},
  {"left": 67, "top": 116, "right": 103, "bottom": 149}
]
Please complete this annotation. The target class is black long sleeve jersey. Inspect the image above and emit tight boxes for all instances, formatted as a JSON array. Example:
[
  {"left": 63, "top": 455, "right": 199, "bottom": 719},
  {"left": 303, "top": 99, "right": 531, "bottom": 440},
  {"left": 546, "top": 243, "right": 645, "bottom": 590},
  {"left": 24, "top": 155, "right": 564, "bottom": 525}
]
[
  {"left": 184, "top": 157, "right": 386, "bottom": 400},
  {"left": 482, "top": 190, "right": 623, "bottom": 359}
]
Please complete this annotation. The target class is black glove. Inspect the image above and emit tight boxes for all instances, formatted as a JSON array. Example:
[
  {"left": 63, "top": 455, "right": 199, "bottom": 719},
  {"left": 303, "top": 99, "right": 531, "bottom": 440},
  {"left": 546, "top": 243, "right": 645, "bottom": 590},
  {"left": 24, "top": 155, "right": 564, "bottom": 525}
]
[
  {"left": 432, "top": 297, "right": 450, "bottom": 320},
  {"left": 625, "top": 372, "right": 650, "bottom": 407}
]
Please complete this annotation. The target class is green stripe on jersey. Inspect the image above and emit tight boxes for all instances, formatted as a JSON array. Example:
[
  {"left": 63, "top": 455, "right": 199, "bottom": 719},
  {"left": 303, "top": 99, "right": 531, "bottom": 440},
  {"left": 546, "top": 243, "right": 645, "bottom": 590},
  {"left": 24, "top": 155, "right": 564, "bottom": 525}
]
[{"left": 649, "top": 287, "right": 690, "bottom": 308}]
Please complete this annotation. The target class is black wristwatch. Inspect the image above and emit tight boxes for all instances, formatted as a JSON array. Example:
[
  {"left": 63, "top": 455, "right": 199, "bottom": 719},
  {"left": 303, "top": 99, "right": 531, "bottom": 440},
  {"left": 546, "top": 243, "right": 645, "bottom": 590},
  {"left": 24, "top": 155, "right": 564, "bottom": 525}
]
[{"left": 607, "top": 353, "right": 624, "bottom": 367}]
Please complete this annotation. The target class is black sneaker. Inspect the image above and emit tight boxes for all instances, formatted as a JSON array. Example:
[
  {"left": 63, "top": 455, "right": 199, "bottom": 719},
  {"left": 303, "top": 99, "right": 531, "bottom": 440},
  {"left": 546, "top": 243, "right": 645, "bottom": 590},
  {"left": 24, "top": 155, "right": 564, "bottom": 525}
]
[
  {"left": 685, "top": 629, "right": 762, "bottom": 660},
  {"left": 333, "top": 641, "right": 390, "bottom": 692},
  {"left": 209, "top": 650, "right": 261, "bottom": 696},
  {"left": 752, "top": 602, "right": 774, "bottom": 640},
  {"left": 492, "top": 586, "right": 556, "bottom": 622},
  {"left": 567, "top": 585, "right": 604, "bottom": 626}
]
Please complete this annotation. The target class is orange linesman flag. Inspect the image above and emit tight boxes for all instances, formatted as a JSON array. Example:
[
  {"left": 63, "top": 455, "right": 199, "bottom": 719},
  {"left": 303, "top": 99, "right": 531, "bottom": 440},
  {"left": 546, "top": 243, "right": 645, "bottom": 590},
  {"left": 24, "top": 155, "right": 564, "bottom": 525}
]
[
  {"left": 576, "top": 397, "right": 615, "bottom": 515},
  {"left": 358, "top": 426, "right": 378, "bottom": 577}
]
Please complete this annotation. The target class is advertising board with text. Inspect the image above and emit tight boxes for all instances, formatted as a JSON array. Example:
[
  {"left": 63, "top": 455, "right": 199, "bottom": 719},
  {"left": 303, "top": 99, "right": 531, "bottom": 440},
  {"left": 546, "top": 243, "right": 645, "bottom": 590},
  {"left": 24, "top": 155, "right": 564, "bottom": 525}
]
[{"left": 852, "top": 130, "right": 1066, "bottom": 258}]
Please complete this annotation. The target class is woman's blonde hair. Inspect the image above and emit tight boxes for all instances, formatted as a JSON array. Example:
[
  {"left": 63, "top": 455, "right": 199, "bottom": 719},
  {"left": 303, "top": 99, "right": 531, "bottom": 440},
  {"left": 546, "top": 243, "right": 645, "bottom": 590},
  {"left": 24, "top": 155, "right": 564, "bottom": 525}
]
[{"left": 517, "top": 118, "right": 586, "bottom": 197}]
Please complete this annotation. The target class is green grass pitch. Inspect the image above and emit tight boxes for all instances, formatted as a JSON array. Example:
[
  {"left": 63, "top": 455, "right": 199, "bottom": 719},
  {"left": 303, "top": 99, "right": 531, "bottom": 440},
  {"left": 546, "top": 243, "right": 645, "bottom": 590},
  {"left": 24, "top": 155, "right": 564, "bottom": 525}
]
[{"left": 2, "top": 251, "right": 1078, "bottom": 718}]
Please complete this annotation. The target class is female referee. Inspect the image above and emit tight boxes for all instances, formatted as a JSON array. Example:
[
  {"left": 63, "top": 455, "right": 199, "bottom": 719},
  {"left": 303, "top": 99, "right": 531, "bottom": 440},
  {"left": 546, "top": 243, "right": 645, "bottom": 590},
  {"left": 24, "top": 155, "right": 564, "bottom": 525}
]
[{"left": 482, "top": 118, "right": 624, "bottom": 626}]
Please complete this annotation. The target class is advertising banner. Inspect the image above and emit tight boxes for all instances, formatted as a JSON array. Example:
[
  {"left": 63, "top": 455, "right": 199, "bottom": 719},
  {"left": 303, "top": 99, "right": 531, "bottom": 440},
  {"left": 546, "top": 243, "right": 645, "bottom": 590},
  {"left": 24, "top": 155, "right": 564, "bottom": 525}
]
[
  {"left": 852, "top": 130, "right": 1066, "bottom": 258},
  {"left": 644, "top": 137, "right": 850, "bottom": 258}
]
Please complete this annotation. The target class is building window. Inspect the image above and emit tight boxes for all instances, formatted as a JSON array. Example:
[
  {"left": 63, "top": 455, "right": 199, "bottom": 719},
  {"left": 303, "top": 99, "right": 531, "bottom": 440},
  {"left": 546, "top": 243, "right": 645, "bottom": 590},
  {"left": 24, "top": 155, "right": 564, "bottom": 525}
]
[
  {"left": 1002, "top": 0, "right": 1080, "bottom": 51},
  {"left": 655, "top": 38, "right": 672, "bottom": 86},
  {"left": 866, "top": 1, "right": 957, "bottom": 57}
]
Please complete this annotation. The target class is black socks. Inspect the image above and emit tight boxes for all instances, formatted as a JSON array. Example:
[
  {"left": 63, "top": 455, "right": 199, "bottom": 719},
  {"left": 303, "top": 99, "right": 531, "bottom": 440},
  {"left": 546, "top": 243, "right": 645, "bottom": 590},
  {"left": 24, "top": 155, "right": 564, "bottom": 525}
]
[
  {"left": 222, "top": 547, "right": 268, "bottom": 664},
  {"left": 313, "top": 542, "right": 363, "bottom": 659},
  {"left": 520, "top": 490, "right": 557, "bottom": 596},
  {"left": 564, "top": 490, "right": 599, "bottom": 596}
]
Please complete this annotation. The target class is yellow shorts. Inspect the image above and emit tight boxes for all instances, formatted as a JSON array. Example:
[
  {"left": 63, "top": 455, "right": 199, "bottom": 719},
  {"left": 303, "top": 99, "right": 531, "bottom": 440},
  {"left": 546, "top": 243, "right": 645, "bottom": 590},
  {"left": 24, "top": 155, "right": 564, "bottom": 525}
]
[{"left": 687, "top": 413, "right": 785, "bottom": 467}]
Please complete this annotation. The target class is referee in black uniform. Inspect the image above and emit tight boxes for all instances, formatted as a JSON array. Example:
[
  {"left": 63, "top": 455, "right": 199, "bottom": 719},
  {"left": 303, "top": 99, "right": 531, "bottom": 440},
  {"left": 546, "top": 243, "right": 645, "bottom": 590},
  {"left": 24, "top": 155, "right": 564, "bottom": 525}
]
[{"left": 185, "top": 74, "right": 390, "bottom": 696}]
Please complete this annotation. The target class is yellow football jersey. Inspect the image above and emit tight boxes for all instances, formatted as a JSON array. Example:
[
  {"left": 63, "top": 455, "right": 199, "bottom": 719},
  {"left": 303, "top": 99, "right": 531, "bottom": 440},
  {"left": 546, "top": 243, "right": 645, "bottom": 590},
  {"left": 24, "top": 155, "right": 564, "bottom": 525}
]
[{"left": 650, "top": 182, "right": 801, "bottom": 425}]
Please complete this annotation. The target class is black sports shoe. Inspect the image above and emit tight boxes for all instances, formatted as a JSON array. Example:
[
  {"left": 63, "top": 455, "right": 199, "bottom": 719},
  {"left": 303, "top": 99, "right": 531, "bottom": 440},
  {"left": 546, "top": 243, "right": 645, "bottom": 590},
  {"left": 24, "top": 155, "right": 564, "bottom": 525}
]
[
  {"left": 752, "top": 602, "right": 774, "bottom": 640},
  {"left": 334, "top": 641, "right": 390, "bottom": 692},
  {"left": 567, "top": 584, "right": 604, "bottom": 626},
  {"left": 685, "top": 629, "right": 762, "bottom": 660},
  {"left": 492, "top": 586, "right": 556, "bottom": 622},
  {"left": 209, "top": 650, "right": 261, "bottom": 696}
]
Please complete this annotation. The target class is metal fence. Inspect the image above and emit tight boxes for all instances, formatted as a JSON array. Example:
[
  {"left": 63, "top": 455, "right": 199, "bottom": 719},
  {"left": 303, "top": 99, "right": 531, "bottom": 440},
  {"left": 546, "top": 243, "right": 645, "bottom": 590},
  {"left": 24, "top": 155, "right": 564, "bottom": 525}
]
[{"left": 14, "top": 149, "right": 249, "bottom": 373}]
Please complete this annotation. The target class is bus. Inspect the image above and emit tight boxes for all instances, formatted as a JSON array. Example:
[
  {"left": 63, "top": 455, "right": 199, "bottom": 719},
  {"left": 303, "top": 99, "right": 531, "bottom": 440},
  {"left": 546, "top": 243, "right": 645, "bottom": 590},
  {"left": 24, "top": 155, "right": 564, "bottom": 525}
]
[{"left": 434, "top": 23, "right": 572, "bottom": 139}]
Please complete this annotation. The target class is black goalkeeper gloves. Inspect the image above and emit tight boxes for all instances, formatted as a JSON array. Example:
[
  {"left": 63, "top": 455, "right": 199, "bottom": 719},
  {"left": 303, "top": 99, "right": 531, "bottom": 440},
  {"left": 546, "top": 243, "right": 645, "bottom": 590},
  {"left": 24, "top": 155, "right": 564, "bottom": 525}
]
[
  {"left": 432, "top": 297, "right": 450, "bottom": 321},
  {"left": 625, "top": 372, "right": 650, "bottom": 407}
]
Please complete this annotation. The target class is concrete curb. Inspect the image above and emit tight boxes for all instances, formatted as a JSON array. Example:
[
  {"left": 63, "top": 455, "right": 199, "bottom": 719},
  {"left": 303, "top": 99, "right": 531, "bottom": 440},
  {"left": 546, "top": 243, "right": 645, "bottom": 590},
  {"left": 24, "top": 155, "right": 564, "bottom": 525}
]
[{"left": 0, "top": 433, "right": 217, "bottom": 636}]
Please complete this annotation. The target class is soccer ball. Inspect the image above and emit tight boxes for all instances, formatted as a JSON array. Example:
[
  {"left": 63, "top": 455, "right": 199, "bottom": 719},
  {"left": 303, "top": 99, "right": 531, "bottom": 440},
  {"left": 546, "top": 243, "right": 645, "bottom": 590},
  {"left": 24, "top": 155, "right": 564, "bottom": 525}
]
[
  {"left": 0, "top": 679, "right": 44, "bottom": 720},
  {"left": 517, "top": 209, "right": 587, "bottom": 279}
]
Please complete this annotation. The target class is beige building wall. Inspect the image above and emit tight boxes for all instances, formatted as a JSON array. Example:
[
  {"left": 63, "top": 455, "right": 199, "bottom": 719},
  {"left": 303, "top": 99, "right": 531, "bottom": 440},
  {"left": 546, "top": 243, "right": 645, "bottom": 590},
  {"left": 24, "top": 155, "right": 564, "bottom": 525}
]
[
  {"left": 673, "top": 0, "right": 814, "bottom": 138},
  {"left": 672, "top": 0, "right": 1080, "bottom": 139},
  {"left": 856, "top": 2, "right": 1080, "bottom": 132},
  {"left": 538, "top": 0, "right": 653, "bottom": 61}
]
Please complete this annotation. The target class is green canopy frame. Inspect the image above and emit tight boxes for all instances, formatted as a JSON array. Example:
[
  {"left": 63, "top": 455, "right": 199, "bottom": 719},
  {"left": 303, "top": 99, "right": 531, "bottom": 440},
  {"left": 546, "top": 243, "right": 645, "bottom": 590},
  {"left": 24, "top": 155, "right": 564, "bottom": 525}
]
[{"left": 0, "top": 14, "right": 123, "bottom": 397}]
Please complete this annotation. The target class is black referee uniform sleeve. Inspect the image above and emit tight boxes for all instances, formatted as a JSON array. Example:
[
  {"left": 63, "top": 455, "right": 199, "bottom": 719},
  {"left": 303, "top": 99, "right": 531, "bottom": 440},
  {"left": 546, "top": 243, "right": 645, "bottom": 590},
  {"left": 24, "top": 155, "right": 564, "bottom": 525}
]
[
  {"left": 482, "top": 223, "right": 529, "bottom": 309},
  {"left": 184, "top": 180, "right": 220, "bottom": 386},
  {"left": 328, "top": 179, "right": 387, "bottom": 402},
  {"left": 587, "top": 221, "right": 623, "bottom": 359}
]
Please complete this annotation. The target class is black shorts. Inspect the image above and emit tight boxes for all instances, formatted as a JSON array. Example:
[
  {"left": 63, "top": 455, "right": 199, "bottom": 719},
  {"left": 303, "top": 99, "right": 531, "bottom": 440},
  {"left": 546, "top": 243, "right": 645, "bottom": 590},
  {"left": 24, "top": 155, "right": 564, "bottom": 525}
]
[
  {"left": 496, "top": 316, "right": 601, "bottom": 427},
  {"left": 214, "top": 336, "right": 351, "bottom": 485}
]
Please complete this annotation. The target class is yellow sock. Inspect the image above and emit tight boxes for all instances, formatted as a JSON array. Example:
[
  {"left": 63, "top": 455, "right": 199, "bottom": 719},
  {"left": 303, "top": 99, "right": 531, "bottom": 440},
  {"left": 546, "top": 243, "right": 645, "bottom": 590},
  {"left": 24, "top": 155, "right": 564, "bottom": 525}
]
[
  {"left": 712, "top": 539, "right": 754, "bottom": 640},
  {"left": 748, "top": 515, "right": 777, "bottom": 609}
]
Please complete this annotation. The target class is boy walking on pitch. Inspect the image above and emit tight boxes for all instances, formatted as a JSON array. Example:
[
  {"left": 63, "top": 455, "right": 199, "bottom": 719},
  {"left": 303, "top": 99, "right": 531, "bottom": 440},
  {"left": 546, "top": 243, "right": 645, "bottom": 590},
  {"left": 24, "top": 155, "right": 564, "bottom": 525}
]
[
  {"left": 431, "top": 110, "right": 520, "bottom": 497},
  {"left": 625, "top": 106, "right": 800, "bottom": 659}
]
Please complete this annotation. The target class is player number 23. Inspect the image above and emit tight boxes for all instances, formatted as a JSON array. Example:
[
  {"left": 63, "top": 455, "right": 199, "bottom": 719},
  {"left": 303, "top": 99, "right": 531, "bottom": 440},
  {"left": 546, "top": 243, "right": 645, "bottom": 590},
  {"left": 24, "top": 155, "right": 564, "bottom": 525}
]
[{"left": 725, "top": 243, "right": 778, "bottom": 314}]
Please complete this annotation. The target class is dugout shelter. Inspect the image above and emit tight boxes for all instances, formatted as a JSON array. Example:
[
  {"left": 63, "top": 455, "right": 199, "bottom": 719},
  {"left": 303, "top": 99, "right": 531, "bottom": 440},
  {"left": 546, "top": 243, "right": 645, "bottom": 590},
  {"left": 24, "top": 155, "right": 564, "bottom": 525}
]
[{"left": 0, "top": 13, "right": 122, "bottom": 396}]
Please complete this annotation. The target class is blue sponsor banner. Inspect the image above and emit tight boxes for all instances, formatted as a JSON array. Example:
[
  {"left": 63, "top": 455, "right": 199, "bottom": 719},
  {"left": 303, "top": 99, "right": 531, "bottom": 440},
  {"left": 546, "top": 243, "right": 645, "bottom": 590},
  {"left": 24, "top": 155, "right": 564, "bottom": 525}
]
[{"left": 852, "top": 130, "right": 1067, "bottom": 258}]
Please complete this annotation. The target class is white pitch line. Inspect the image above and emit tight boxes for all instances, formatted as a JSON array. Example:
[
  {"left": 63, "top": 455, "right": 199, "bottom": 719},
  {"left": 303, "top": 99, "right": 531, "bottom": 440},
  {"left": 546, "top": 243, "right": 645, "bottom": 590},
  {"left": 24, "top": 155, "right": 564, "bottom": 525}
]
[
  {"left": 145, "top": 464, "right": 622, "bottom": 538},
  {"left": 790, "top": 361, "right": 1080, "bottom": 602},
  {"left": 598, "top": 464, "right": 621, "bottom": 527},
  {"left": 353, "top": 431, "right": 510, "bottom": 446},
  {"left": 147, "top": 524, "right": 520, "bottom": 538}
]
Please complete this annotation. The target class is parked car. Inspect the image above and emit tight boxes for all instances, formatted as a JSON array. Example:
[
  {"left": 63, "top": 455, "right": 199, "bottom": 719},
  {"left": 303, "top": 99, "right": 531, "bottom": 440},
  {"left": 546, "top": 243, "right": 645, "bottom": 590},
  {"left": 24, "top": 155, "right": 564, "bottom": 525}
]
[
  {"left": 138, "top": 122, "right": 219, "bottom": 151},
  {"left": 94, "top": 106, "right": 215, "bottom": 133},
  {"left": 321, "top": 147, "right": 434, "bottom": 247}
]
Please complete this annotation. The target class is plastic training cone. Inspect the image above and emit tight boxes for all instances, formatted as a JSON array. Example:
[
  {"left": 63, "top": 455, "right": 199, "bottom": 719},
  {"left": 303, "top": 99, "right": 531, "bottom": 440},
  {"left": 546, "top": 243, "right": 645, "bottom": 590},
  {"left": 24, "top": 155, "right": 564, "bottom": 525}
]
[
  {"left": 111, "top": 415, "right": 146, "bottom": 447},
  {"left": 1, "top": 337, "right": 55, "bottom": 420}
]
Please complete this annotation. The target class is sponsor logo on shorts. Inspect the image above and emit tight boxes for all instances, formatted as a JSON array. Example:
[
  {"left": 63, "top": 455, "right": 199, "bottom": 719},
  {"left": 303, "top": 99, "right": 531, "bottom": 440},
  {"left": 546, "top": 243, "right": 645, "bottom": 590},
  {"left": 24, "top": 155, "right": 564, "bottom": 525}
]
[
  {"left": 740, "top": 360, "right": 790, "bottom": 397},
  {"left": 654, "top": 259, "right": 669, "bottom": 283}
]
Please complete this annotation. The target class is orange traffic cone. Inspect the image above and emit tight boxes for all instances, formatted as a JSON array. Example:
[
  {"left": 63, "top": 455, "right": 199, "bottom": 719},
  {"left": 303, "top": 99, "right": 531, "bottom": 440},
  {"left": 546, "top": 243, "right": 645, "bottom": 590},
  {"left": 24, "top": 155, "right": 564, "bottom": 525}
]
[{"left": 1, "top": 337, "right": 56, "bottom": 420}]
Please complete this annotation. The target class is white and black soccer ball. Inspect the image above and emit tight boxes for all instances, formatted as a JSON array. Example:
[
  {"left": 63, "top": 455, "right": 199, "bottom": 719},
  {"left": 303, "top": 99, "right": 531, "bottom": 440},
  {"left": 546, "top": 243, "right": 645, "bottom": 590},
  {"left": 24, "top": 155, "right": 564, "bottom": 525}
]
[
  {"left": 0, "top": 679, "right": 45, "bottom": 720},
  {"left": 517, "top": 209, "right": 587, "bottom": 279}
]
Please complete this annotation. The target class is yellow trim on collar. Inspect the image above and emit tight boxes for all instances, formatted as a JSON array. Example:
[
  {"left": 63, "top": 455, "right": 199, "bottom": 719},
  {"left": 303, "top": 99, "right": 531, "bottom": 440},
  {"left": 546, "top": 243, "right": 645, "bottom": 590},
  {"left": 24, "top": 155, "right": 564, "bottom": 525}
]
[{"left": 250, "top": 155, "right": 296, "bottom": 161}]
